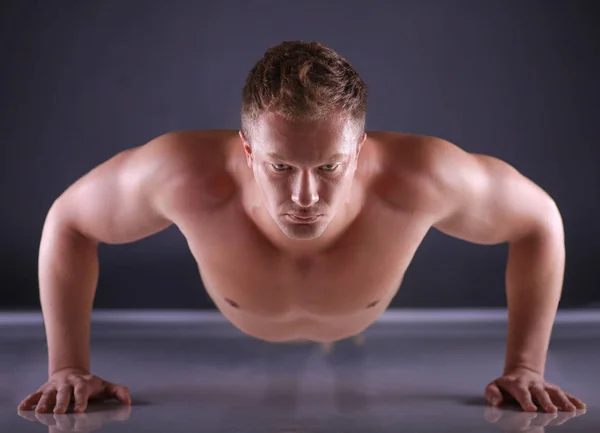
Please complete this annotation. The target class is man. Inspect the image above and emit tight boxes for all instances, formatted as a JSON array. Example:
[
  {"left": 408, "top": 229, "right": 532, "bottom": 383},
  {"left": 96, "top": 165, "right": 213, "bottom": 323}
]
[{"left": 18, "top": 41, "right": 586, "bottom": 415}]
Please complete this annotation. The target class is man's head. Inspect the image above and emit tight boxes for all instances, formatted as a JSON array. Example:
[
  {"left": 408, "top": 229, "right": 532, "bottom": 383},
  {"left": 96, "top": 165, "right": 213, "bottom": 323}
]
[{"left": 239, "top": 41, "right": 368, "bottom": 241}]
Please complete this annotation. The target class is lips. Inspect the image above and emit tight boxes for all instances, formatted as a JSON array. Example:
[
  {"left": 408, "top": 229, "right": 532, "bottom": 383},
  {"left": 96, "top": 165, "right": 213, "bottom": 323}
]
[{"left": 287, "top": 214, "right": 320, "bottom": 222}]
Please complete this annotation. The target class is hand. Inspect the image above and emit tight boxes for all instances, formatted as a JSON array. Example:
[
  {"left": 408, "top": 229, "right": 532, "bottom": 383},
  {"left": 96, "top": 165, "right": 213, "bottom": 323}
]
[
  {"left": 18, "top": 367, "right": 131, "bottom": 414},
  {"left": 484, "top": 367, "right": 586, "bottom": 413}
]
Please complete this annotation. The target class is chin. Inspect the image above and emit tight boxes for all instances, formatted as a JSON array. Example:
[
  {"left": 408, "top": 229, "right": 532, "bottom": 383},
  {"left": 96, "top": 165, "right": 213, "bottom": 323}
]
[{"left": 277, "top": 220, "right": 329, "bottom": 240}]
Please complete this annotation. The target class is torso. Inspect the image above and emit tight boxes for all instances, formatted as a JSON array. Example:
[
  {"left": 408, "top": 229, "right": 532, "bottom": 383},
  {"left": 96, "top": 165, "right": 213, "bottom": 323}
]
[{"left": 166, "top": 130, "right": 442, "bottom": 342}]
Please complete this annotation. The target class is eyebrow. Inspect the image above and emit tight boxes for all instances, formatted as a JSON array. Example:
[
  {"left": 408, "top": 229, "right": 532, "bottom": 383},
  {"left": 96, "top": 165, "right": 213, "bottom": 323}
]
[{"left": 267, "top": 152, "right": 347, "bottom": 162}]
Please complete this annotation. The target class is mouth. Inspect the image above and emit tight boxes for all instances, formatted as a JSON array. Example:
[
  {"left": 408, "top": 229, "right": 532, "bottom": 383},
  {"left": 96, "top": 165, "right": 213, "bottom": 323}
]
[{"left": 286, "top": 214, "right": 321, "bottom": 223}]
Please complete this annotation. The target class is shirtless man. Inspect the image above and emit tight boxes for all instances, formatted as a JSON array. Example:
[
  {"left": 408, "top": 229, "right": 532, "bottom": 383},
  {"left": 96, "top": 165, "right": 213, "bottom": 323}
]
[{"left": 18, "top": 41, "right": 586, "bottom": 415}]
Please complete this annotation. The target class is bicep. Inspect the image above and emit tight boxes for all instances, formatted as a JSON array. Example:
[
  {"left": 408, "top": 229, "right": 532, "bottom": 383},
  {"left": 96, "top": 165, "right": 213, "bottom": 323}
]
[
  {"left": 47, "top": 137, "right": 176, "bottom": 245},
  {"left": 432, "top": 147, "right": 559, "bottom": 245}
]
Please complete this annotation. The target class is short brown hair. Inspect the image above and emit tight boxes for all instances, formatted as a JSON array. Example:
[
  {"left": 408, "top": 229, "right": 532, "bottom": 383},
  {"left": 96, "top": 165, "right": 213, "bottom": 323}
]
[{"left": 241, "top": 40, "right": 368, "bottom": 136}]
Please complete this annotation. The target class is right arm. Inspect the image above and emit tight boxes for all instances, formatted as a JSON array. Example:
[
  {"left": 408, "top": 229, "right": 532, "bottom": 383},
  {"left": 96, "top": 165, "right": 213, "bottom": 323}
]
[{"left": 39, "top": 134, "right": 181, "bottom": 376}]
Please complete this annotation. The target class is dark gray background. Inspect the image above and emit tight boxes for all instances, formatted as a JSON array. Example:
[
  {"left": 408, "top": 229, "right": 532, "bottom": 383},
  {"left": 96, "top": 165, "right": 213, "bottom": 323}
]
[{"left": 1, "top": 0, "right": 598, "bottom": 310}]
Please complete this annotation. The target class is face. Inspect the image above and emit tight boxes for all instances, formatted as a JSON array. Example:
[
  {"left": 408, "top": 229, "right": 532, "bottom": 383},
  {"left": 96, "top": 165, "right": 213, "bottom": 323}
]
[{"left": 240, "top": 112, "right": 366, "bottom": 241}]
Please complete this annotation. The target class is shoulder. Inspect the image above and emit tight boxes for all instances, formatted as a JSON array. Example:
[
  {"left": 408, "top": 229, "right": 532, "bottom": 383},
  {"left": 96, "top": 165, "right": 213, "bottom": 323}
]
[
  {"left": 141, "top": 129, "right": 237, "bottom": 170},
  {"left": 140, "top": 129, "right": 240, "bottom": 212},
  {"left": 366, "top": 130, "right": 448, "bottom": 171},
  {"left": 365, "top": 131, "right": 475, "bottom": 215}
]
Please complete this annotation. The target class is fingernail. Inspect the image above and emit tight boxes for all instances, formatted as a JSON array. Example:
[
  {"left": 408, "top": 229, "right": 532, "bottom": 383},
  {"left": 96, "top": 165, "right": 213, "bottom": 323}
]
[{"left": 491, "top": 398, "right": 498, "bottom": 405}]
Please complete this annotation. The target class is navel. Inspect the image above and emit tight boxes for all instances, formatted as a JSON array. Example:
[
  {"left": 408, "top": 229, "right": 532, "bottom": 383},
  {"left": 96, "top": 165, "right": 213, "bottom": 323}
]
[
  {"left": 225, "top": 298, "right": 240, "bottom": 309},
  {"left": 366, "top": 300, "right": 380, "bottom": 309}
]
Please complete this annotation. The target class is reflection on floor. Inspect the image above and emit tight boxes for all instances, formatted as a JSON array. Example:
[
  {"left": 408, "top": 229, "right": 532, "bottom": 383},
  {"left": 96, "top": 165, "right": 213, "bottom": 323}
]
[{"left": 1, "top": 309, "right": 597, "bottom": 432}]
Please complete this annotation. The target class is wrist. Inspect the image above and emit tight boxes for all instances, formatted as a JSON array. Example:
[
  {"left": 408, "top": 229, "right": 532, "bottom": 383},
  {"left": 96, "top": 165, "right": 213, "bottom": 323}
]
[
  {"left": 49, "top": 365, "right": 90, "bottom": 378},
  {"left": 503, "top": 363, "right": 544, "bottom": 377}
]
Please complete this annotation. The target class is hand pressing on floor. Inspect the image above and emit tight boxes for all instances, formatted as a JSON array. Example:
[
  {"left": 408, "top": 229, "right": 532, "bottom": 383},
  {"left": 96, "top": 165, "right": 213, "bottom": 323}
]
[
  {"left": 484, "top": 367, "right": 586, "bottom": 413},
  {"left": 18, "top": 367, "right": 131, "bottom": 414}
]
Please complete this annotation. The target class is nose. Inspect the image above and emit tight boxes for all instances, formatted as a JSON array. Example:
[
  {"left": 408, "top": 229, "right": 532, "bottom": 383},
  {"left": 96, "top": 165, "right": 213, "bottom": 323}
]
[{"left": 291, "top": 171, "right": 319, "bottom": 207}]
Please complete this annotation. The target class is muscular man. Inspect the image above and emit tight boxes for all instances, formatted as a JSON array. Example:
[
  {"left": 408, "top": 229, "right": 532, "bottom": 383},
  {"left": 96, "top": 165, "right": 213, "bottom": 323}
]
[{"left": 18, "top": 41, "right": 586, "bottom": 415}]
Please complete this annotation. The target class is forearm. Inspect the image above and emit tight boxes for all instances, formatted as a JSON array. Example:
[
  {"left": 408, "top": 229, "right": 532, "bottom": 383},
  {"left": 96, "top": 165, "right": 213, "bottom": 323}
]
[
  {"left": 39, "top": 211, "right": 99, "bottom": 377},
  {"left": 503, "top": 216, "right": 565, "bottom": 377}
]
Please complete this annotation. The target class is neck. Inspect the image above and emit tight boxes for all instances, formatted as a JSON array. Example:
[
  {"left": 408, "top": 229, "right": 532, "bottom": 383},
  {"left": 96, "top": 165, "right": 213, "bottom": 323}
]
[{"left": 245, "top": 188, "right": 363, "bottom": 259}]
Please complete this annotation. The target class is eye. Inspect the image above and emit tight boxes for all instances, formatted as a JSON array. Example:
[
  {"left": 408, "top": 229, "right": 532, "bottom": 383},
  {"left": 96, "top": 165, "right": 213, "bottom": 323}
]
[
  {"left": 320, "top": 164, "right": 340, "bottom": 172},
  {"left": 270, "top": 164, "right": 290, "bottom": 172}
]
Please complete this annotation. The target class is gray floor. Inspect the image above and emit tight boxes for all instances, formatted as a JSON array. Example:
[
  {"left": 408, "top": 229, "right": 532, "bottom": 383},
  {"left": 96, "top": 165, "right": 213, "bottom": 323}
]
[{"left": 1, "top": 310, "right": 598, "bottom": 432}]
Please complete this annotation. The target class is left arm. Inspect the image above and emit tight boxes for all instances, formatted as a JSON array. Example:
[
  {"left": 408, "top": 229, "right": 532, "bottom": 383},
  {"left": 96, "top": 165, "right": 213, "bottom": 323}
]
[
  {"left": 426, "top": 138, "right": 586, "bottom": 412},
  {"left": 429, "top": 139, "right": 565, "bottom": 378}
]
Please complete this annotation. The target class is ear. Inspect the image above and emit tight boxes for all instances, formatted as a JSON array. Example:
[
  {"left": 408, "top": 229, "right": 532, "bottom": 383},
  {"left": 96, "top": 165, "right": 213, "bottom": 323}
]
[
  {"left": 239, "top": 130, "right": 253, "bottom": 167},
  {"left": 357, "top": 132, "right": 367, "bottom": 155}
]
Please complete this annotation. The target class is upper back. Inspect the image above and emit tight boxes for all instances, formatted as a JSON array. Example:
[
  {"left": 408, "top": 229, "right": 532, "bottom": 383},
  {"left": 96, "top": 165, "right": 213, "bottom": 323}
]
[
  {"left": 46, "top": 130, "right": 239, "bottom": 245},
  {"left": 47, "top": 127, "right": 445, "bottom": 246},
  {"left": 161, "top": 129, "right": 446, "bottom": 223},
  {"left": 360, "top": 130, "right": 447, "bottom": 214}
]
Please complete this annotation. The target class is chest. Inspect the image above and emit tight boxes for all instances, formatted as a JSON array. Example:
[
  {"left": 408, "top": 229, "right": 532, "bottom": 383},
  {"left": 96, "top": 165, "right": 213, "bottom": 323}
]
[{"left": 176, "top": 196, "right": 432, "bottom": 319}]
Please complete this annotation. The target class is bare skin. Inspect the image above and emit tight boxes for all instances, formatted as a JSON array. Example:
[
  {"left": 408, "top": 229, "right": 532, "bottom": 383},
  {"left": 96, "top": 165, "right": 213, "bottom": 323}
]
[{"left": 18, "top": 114, "right": 586, "bottom": 414}]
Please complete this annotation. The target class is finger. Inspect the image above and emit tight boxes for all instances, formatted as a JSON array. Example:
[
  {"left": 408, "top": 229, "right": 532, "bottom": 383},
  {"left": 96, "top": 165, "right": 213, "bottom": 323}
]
[
  {"left": 105, "top": 383, "right": 132, "bottom": 405},
  {"left": 530, "top": 385, "right": 557, "bottom": 413},
  {"left": 565, "top": 392, "right": 587, "bottom": 410},
  {"left": 18, "top": 391, "right": 43, "bottom": 411},
  {"left": 53, "top": 385, "right": 73, "bottom": 414},
  {"left": 484, "top": 382, "right": 504, "bottom": 407},
  {"left": 509, "top": 384, "right": 538, "bottom": 412},
  {"left": 35, "top": 390, "right": 57, "bottom": 414},
  {"left": 73, "top": 384, "right": 89, "bottom": 413},
  {"left": 547, "top": 387, "right": 576, "bottom": 412}
]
